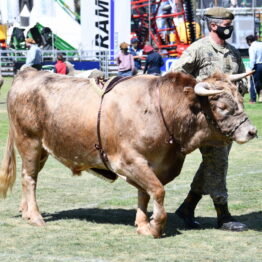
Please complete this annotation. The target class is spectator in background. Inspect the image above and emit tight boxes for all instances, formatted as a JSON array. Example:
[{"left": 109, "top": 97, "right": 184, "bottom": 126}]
[
  {"left": 116, "top": 42, "right": 135, "bottom": 77},
  {"left": 129, "top": 38, "right": 143, "bottom": 74},
  {"left": 246, "top": 34, "right": 262, "bottom": 103},
  {"left": 25, "top": 38, "right": 42, "bottom": 70},
  {"left": 54, "top": 53, "right": 69, "bottom": 75},
  {"left": 143, "top": 45, "right": 164, "bottom": 75}
]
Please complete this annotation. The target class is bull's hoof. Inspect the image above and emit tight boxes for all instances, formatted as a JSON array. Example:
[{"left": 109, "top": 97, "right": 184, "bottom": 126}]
[
  {"left": 149, "top": 221, "right": 164, "bottom": 238},
  {"left": 29, "top": 217, "right": 46, "bottom": 227},
  {"left": 136, "top": 223, "right": 163, "bottom": 238},
  {"left": 22, "top": 212, "right": 45, "bottom": 226},
  {"left": 136, "top": 223, "right": 152, "bottom": 236}
]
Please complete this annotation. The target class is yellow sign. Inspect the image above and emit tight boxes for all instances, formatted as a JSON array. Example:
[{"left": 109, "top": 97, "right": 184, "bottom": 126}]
[
  {"left": 177, "top": 22, "right": 201, "bottom": 43},
  {"left": 0, "top": 24, "right": 8, "bottom": 41}
]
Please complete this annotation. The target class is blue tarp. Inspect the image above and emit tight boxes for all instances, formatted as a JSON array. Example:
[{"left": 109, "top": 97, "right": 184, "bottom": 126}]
[{"left": 42, "top": 60, "right": 100, "bottom": 70}]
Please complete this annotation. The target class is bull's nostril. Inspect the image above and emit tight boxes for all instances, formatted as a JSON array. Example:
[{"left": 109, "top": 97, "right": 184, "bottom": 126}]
[{"left": 248, "top": 128, "right": 257, "bottom": 138}]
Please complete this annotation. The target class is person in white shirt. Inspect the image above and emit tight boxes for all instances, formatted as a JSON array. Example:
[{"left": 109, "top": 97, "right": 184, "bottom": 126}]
[
  {"left": 246, "top": 35, "right": 262, "bottom": 103},
  {"left": 25, "top": 38, "right": 42, "bottom": 70}
]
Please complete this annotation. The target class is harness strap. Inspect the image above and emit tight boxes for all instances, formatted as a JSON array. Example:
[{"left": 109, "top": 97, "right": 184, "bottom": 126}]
[
  {"left": 157, "top": 87, "right": 175, "bottom": 144},
  {"left": 95, "top": 92, "right": 110, "bottom": 169},
  {"left": 95, "top": 76, "right": 134, "bottom": 169}
]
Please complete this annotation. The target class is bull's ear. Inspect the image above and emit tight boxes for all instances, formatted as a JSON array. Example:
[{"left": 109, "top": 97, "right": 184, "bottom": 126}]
[
  {"left": 183, "top": 86, "right": 199, "bottom": 106},
  {"left": 194, "top": 82, "right": 224, "bottom": 96}
]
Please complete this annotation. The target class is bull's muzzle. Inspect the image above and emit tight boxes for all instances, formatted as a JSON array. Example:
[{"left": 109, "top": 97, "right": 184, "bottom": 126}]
[
  {"left": 233, "top": 120, "right": 257, "bottom": 144},
  {"left": 248, "top": 126, "right": 258, "bottom": 139}
]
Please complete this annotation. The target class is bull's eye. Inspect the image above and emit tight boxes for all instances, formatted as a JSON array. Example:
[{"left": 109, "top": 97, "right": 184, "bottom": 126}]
[
  {"left": 211, "top": 103, "right": 226, "bottom": 111},
  {"left": 218, "top": 104, "right": 227, "bottom": 110},
  {"left": 216, "top": 103, "right": 234, "bottom": 116}
]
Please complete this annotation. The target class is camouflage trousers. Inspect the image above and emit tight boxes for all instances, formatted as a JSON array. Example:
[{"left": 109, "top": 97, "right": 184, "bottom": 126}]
[{"left": 190, "top": 143, "right": 232, "bottom": 205}]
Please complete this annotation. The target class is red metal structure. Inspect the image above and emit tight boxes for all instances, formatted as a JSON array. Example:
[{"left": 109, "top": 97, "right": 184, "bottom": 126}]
[{"left": 131, "top": 0, "right": 196, "bottom": 56}]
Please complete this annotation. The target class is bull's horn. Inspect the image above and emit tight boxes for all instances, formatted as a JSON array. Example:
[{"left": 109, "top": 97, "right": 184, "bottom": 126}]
[
  {"left": 228, "top": 70, "right": 255, "bottom": 82},
  {"left": 194, "top": 82, "right": 224, "bottom": 96}
]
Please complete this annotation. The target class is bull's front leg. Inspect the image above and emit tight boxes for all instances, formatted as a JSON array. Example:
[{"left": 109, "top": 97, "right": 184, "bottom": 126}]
[
  {"left": 122, "top": 157, "right": 167, "bottom": 238},
  {"left": 135, "top": 190, "right": 151, "bottom": 235},
  {"left": 149, "top": 186, "right": 167, "bottom": 238}
]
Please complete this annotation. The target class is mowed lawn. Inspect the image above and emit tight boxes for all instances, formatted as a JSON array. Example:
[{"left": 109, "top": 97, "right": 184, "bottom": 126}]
[{"left": 0, "top": 77, "right": 261, "bottom": 262}]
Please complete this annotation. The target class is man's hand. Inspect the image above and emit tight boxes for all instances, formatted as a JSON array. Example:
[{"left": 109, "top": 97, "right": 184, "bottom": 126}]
[{"left": 236, "top": 78, "right": 248, "bottom": 96}]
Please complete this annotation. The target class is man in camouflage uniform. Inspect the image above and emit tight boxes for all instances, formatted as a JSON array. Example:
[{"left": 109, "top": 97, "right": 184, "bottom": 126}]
[{"left": 170, "top": 7, "right": 248, "bottom": 231}]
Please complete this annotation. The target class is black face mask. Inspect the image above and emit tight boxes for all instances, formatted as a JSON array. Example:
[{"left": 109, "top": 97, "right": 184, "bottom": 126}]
[{"left": 216, "top": 25, "right": 233, "bottom": 40}]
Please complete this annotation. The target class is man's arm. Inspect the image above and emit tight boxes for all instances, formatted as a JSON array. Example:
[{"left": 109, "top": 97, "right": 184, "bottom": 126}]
[
  {"left": 248, "top": 45, "right": 255, "bottom": 70},
  {"left": 169, "top": 47, "right": 198, "bottom": 75}
]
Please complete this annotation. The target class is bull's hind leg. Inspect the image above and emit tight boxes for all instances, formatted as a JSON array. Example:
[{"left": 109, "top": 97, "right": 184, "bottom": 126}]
[
  {"left": 19, "top": 148, "right": 48, "bottom": 217},
  {"left": 16, "top": 138, "right": 47, "bottom": 226}
]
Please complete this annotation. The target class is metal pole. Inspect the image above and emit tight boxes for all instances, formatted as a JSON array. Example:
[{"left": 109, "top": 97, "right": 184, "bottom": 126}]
[
  {"left": 253, "top": 0, "right": 256, "bottom": 36},
  {"left": 106, "top": 50, "right": 109, "bottom": 79},
  {"left": 149, "top": 0, "right": 151, "bottom": 44},
  {"left": 0, "top": 50, "right": 2, "bottom": 75},
  {"left": 52, "top": 31, "right": 54, "bottom": 61}
]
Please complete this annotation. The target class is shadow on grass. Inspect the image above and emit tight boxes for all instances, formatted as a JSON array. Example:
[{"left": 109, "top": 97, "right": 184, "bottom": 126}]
[
  {"left": 42, "top": 208, "right": 181, "bottom": 237},
  {"left": 41, "top": 208, "right": 262, "bottom": 236},
  {"left": 196, "top": 211, "right": 262, "bottom": 231}
]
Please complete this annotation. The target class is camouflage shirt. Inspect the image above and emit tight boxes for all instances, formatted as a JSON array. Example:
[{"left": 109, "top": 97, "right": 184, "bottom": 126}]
[{"left": 170, "top": 36, "right": 245, "bottom": 81}]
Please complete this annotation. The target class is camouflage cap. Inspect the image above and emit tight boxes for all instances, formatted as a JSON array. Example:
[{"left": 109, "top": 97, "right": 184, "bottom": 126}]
[{"left": 205, "top": 7, "right": 234, "bottom": 20}]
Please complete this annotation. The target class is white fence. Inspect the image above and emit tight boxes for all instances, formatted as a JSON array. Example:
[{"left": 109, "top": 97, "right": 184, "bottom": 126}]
[{"left": 0, "top": 49, "right": 116, "bottom": 77}]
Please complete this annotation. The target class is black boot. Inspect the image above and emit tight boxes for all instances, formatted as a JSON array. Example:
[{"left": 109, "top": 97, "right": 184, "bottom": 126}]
[
  {"left": 175, "top": 191, "right": 202, "bottom": 229},
  {"left": 214, "top": 203, "right": 248, "bottom": 232}
]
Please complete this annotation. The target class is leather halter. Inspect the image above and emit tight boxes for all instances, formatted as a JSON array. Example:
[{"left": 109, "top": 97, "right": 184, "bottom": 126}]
[
  {"left": 95, "top": 76, "right": 133, "bottom": 170},
  {"left": 157, "top": 86, "right": 248, "bottom": 145},
  {"left": 198, "top": 96, "right": 248, "bottom": 138}
]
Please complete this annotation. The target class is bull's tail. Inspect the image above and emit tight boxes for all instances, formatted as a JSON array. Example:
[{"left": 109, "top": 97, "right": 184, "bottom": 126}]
[{"left": 0, "top": 126, "right": 16, "bottom": 198}]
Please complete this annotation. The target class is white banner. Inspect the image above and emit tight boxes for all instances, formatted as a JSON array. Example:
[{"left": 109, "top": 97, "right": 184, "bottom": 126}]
[
  {"left": 0, "top": 0, "right": 20, "bottom": 24},
  {"left": 81, "top": 0, "right": 130, "bottom": 55}
]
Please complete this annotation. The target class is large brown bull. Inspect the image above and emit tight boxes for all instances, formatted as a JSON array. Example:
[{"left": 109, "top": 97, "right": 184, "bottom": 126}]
[{"left": 0, "top": 68, "right": 257, "bottom": 238}]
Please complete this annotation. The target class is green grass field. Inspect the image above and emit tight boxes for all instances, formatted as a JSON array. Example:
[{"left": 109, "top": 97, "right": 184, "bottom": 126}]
[{"left": 0, "top": 77, "right": 261, "bottom": 262}]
